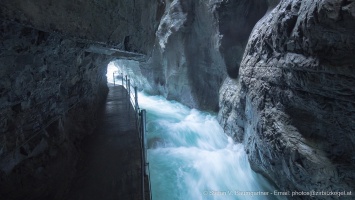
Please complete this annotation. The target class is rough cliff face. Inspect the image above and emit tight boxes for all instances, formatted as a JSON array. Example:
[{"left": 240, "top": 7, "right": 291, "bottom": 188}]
[
  {"left": 140, "top": 0, "right": 268, "bottom": 111},
  {"left": 141, "top": 0, "right": 225, "bottom": 110},
  {"left": 0, "top": 21, "right": 110, "bottom": 199},
  {"left": 0, "top": 0, "right": 160, "bottom": 54},
  {"left": 0, "top": 0, "right": 161, "bottom": 199},
  {"left": 219, "top": 0, "right": 355, "bottom": 194}
]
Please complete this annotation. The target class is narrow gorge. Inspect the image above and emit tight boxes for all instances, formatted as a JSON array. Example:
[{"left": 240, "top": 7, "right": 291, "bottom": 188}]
[{"left": 0, "top": 0, "right": 354, "bottom": 199}]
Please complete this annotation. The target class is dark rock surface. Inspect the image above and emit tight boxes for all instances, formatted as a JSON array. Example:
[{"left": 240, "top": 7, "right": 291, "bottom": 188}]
[
  {"left": 0, "top": 0, "right": 161, "bottom": 54},
  {"left": 218, "top": 0, "right": 355, "bottom": 196},
  {"left": 0, "top": 20, "right": 110, "bottom": 199},
  {"left": 216, "top": 0, "right": 268, "bottom": 78}
]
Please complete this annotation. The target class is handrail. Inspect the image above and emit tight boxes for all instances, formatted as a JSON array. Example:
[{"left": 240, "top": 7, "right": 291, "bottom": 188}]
[
  {"left": 115, "top": 73, "right": 152, "bottom": 200},
  {"left": 140, "top": 109, "right": 146, "bottom": 200}
]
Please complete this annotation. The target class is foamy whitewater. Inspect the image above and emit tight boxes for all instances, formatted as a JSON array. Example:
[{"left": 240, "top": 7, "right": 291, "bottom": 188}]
[{"left": 137, "top": 92, "right": 285, "bottom": 200}]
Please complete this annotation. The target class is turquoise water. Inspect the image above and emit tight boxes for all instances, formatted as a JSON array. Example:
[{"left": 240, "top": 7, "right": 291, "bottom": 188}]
[{"left": 138, "top": 92, "right": 283, "bottom": 200}]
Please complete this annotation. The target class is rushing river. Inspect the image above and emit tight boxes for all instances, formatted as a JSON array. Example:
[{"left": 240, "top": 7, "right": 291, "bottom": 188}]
[
  {"left": 137, "top": 92, "right": 284, "bottom": 200},
  {"left": 107, "top": 64, "right": 283, "bottom": 200}
]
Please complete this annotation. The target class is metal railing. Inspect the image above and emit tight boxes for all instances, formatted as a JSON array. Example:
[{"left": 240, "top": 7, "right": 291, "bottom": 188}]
[{"left": 114, "top": 73, "right": 152, "bottom": 200}]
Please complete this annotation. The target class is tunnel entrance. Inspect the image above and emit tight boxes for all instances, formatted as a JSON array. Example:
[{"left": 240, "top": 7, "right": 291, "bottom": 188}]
[
  {"left": 106, "top": 61, "right": 120, "bottom": 85},
  {"left": 106, "top": 59, "right": 152, "bottom": 92}
]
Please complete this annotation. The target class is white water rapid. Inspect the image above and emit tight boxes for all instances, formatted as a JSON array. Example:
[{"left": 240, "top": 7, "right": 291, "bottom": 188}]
[{"left": 138, "top": 92, "right": 285, "bottom": 200}]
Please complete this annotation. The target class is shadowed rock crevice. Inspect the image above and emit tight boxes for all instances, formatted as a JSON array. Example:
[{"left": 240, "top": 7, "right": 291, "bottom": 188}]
[{"left": 216, "top": 0, "right": 268, "bottom": 79}]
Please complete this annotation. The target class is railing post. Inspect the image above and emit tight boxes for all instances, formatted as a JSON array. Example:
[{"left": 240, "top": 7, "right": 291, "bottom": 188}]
[
  {"left": 141, "top": 109, "right": 147, "bottom": 174},
  {"left": 128, "top": 79, "right": 131, "bottom": 97},
  {"left": 121, "top": 73, "right": 124, "bottom": 86},
  {"left": 134, "top": 87, "right": 139, "bottom": 128},
  {"left": 134, "top": 87, "right": 138, "bottom": 111},
  {"left": 113, "top": 72, "right": 115, "bottom": 86},
  {"left": 125, "top": 75, "right": 128, "bottom": 89}
]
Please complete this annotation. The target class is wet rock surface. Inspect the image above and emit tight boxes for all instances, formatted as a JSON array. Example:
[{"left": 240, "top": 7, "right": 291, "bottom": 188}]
[
  {"left": 141, "top": 0, "right": 225, "bottom": 111},
  {"left": 219, "top": 0, "right": 355, "bottom": 196},
  {"left": 141, "top": 0, "right": 268, "bottom": 111}
]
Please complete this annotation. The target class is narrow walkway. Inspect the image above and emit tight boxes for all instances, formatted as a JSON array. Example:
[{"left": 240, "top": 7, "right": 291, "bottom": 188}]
[{"left": 65, "top": 85, "right": 142, "bottom": 200}]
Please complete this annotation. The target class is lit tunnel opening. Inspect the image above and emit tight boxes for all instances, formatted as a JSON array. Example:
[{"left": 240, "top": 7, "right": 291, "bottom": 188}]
[
  {"left": 106, "top": 59, "right": 153, "bottom": 92},
  {"left": 106, "top": 61, "right": 120, "bottom": 85}
]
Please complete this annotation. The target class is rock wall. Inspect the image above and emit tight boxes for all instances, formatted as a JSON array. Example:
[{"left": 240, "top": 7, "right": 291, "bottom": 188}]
[
  {"left": 140, "top": 0, "right": 268, "bottom": 111},
  {"left": 0, "top": 20, "right": 111, "bottom": 200},
  {"left": 0, "top": 0, "right": 161, "bottom": 54},
  {"left": 140, "top": 0, "right": 225, "bottom": 110},
  {"left": 219, "top": 0, "right": 355, "bottom": 195},
  {"left": 0, "top": 0, "right": 162, "bottom": 199}
]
